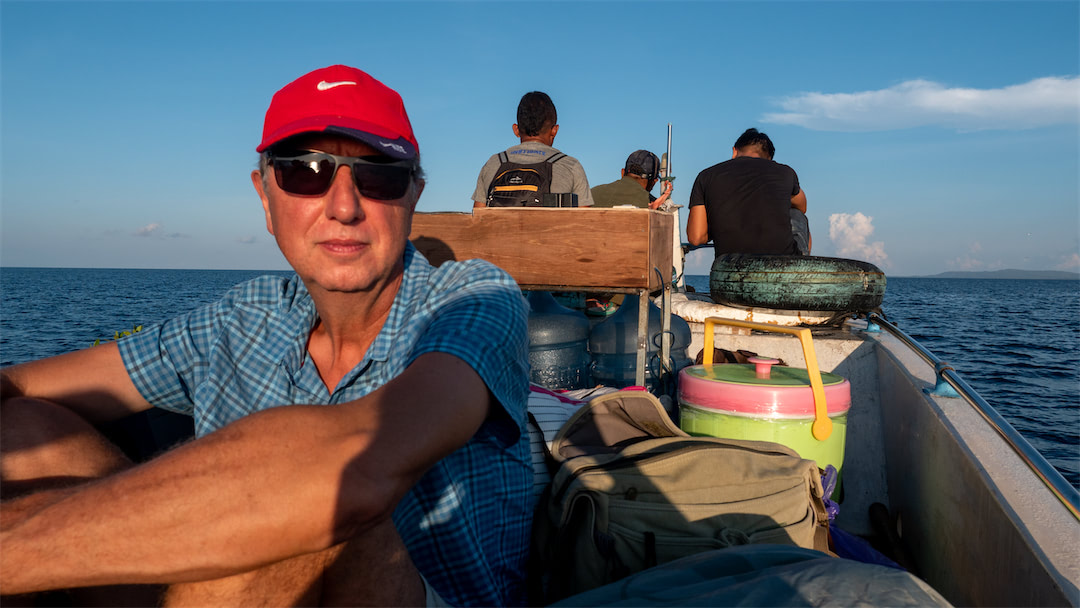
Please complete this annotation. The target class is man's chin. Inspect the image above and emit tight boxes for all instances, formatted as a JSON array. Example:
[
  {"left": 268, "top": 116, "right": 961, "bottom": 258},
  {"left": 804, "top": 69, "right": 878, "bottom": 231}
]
[{"left": 298, "top": 272, "right": 374, "bottom": 294}]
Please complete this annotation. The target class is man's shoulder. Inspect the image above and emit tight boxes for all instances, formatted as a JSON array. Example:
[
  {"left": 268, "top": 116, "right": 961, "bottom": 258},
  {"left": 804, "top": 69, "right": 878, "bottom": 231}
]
[
  {"left": 428, "top": 258, "right": 517, "bottom": 291},
  {"left": 408, "top": 247, "right": 518, "bottom": 294},
  {"left": 591, "top": 176, "right": 647, "bottom": 208},
  {"left": 502, "top": 142, "right": 564, "bottom": 164},
  {"left": 695, "top": 159, "right": 732, "bottom": 178},
  {"left": 698, "top": 156, "right": 793, "bottom": 177},
  {"left": 220, "top": 273, "right": 305, "bottom": 309},
  {"left": 591, "top": 177, "right": 619, "bottom": 192},
  {"left": 589, "top": 178, "right": 616, "bottom": 200},
  {"left": 773, "top": 160, "right": 798, "bottom": 176}
]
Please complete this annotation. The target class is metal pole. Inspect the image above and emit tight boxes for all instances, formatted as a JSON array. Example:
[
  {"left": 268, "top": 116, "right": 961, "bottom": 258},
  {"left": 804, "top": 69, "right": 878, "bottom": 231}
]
[
  {"left": 660, "top": 122, "right": 669, "bottom": 177},
  {"left": 635, "top": 290, "right": 648, "bottom": 387}
]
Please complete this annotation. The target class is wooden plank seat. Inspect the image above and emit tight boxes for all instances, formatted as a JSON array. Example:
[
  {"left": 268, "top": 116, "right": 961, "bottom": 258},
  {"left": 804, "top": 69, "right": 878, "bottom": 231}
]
[{"left": 409, "top": 207, "right": 676, "bottom": 386}]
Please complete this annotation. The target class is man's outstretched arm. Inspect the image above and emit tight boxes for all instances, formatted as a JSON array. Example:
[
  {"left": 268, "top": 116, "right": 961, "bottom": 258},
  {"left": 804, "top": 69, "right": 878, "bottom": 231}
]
[
  {"left": 1, "top": 342, "right": 153, "bottom": 422},
  {"left": 0, "top": 351, "right": 490, "bottom": 594}
]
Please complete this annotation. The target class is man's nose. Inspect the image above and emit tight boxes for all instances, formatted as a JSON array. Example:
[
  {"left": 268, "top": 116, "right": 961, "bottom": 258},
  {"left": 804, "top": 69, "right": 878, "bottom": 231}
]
[{"left": 325, "top": 166, "right": 365, "bottom": 223}]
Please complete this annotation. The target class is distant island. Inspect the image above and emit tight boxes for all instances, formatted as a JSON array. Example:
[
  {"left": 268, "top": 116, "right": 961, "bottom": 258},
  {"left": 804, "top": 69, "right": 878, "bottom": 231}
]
[{"left": 912, "top": 269, "right": 1080, "bottom": 280}]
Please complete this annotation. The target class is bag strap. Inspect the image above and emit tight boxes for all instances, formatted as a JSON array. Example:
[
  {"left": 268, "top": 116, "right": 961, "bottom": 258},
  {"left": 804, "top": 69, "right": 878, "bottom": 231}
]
[
  {"left": 546, "top": 152, "right": 567, "bottom": 165},
  {"left": 550, "top": 391, "right": 687, "bottom": 462},
  {"left": 498, "top": 151, "right": 509, "bottom": 164}
]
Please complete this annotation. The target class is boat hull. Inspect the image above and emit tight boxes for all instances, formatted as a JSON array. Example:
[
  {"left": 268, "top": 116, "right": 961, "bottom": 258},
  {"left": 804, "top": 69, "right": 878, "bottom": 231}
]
[{"left": 675, "top": 314, "right": 1079, "bottom": 607}]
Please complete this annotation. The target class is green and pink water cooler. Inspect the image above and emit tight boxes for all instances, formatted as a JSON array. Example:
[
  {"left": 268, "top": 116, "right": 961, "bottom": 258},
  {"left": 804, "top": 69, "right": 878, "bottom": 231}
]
[{"left": 677, "top": 318, "right": 851, "bottom": 475}]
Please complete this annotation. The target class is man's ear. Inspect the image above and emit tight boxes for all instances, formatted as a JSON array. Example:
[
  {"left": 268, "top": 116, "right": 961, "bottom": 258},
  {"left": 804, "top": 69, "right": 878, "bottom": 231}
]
[
  {"left": 512, "top": 124, "right": 521, "bottom": 138},
  {"left": 621, "top": 169, "right": 628, "bottom": 178},
  {"left": 251, "top": 170, "right": 275, "bottom": 235},
  {"left": 731, "top": 147, "right": 738, "bottom": 159},
  {"left": 550, "top": 124, "right": 560, "bottom": 138}
]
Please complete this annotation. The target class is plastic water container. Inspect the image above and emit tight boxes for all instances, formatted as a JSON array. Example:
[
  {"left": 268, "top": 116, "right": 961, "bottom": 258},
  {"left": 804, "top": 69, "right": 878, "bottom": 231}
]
[
  {"left": 527, "top": 291, "right": 591, "bottom": 390},
  {"left": 588, "top": 295, "right": 692, "bottom": 391},
  {"left": 678, "top": 357, "right": 851, "bottom": 473}
]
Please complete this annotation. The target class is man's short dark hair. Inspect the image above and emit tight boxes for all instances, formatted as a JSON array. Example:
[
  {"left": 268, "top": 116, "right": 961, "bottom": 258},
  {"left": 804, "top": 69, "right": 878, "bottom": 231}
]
[
  {"left": 733, "top": 128, "right": 776, "bottom": 159},
  {"left": 516, "top": 92, "right": 557, "bottom": 137}
]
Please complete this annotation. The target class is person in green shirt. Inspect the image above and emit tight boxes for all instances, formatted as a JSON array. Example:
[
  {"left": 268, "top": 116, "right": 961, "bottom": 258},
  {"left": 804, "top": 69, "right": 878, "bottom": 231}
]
[{"left": 590, "top": 149, "right": 672, "bottom": 209}]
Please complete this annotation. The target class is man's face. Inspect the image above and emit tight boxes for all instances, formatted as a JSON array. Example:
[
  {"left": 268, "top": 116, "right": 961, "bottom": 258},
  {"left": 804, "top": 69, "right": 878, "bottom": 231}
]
[{"left": 252, "top": 134, "right": 423, "bottom": 296}]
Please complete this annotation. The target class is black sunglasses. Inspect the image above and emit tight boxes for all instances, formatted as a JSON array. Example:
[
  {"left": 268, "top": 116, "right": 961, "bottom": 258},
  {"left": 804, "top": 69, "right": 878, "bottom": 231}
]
[{"left": 268, "top": 151, "right": 416, "bottom": 200}]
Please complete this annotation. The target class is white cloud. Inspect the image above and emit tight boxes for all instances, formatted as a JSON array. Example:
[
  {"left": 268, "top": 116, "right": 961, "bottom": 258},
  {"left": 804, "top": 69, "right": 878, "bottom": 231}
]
[
  {"left": 948, "top": 242, "right": 1011, "bottom": 272},
  {"left": 950, "top": 254, "right": 984, "bottom": 271},
  {"left": 762, "top": 76, "right": 1080, "bottom": 131},
  {"left": 950, "top": 242, "right": 985, "bottom": 270},
  {"left": 132, "top": 223, "right": 189, "bottom": 239},
  {"left": 134, "top": 223, "right": 162, "bottom": 237},
  {"left": 1057, "top": 252, "right": 1080, "bottom": 271},
  {"left": 828, "top": 212, "right": 888, "bottom": 267}
]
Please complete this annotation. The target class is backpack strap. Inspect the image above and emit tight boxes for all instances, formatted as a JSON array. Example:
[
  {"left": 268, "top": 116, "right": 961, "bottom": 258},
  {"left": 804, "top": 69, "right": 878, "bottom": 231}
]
[
  {"left": 498, "top": 151, "right": 509, "bottom": 164},
  {"left": 546, "top": 152, "right": 567, "bottom": 165}
]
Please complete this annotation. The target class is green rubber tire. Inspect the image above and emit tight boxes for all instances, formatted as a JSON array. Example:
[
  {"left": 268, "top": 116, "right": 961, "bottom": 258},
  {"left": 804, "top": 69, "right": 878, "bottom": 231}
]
[{"left": 710, "top": 254, "right": 886, "bottom": 311}]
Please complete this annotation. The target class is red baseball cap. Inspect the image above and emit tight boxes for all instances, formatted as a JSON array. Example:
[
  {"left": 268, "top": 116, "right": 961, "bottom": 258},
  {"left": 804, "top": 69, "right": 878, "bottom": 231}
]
[{"left": 256, "top": 65, "right": 418, "bottom": 160}]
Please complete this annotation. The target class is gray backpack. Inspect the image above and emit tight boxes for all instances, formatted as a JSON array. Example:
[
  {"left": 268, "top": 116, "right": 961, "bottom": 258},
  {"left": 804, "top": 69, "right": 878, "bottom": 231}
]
[
  {"left": 531, "top": 391, "right": 831, "bottom": 603},
  {"left": 485, "top": 151, "right": 567, "bottom": 207}
]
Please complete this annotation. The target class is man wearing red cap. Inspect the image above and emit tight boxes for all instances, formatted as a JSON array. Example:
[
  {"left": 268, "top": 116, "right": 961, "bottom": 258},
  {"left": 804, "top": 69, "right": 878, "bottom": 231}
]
[{"left": 1, "top": 66, "right": 532, "bottom": 606}]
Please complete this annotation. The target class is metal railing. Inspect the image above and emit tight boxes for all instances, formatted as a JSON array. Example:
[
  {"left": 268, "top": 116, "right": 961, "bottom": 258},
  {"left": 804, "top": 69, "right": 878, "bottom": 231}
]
[{"left": 865, "top": 313, "right": 1080, "bottom": 521}]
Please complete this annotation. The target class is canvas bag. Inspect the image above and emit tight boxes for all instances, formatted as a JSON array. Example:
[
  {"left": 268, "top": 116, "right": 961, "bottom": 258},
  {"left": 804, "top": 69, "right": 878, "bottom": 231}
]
[
  {"left": 485, "top": 151, "right": 566, "bottom": 207},
  {"left": 533, "top": 390, "right": 831, "bottom": 602}
]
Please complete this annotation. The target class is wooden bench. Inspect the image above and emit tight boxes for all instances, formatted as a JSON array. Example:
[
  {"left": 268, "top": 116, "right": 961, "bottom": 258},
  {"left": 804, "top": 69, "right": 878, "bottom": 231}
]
[{"left": 409, "top": 207, "right": 677, "bottom": 386}]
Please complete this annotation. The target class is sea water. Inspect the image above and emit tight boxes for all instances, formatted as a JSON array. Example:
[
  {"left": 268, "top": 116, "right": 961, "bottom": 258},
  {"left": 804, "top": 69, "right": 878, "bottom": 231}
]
[{"left": 1, "top": 268, "right": 1076, "bottom": 490}]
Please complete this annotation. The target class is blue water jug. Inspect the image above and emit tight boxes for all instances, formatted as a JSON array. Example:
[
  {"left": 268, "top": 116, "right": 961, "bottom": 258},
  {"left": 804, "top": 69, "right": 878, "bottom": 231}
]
[
  {"left": 527, "top": 291, "right": 592, "bottom": 390},
  {"left": 588, "top": 295, "right": 692, "bottom": 391}
]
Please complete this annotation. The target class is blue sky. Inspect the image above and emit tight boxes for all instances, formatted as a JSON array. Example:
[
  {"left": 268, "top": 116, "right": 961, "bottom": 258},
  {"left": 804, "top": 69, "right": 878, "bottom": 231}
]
[{"left": 2, "top": 1, "right": 1077, "bottom": 277}]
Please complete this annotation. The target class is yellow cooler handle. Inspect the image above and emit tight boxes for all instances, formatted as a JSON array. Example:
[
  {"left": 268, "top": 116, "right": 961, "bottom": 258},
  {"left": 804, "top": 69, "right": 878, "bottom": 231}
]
[{"left": 703, "top": 317, "right": 832, "bottom": 441}]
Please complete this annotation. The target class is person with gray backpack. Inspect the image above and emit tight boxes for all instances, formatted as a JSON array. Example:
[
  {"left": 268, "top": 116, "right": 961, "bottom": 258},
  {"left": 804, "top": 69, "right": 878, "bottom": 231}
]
[{"left": 472, "top": 91, "right": 594, "bottom": 208}]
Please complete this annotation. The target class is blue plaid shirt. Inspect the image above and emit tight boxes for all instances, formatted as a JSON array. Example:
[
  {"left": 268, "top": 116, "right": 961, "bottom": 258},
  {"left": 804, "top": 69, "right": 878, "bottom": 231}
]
[{"left": 118, "top": 243, "right": 532, "bottom": 606}]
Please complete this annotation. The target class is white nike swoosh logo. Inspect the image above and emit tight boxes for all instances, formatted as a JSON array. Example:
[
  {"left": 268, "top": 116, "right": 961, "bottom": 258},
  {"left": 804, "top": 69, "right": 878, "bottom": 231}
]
[{"left": 317, "top": 80, "right": 357, "bottom": 91}]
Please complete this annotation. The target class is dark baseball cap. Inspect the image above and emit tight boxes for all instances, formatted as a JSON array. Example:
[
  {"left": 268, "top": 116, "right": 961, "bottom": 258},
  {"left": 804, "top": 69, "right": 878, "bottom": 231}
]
[{"left": 624, "top": 150, "right": 660, "bottom": 180}]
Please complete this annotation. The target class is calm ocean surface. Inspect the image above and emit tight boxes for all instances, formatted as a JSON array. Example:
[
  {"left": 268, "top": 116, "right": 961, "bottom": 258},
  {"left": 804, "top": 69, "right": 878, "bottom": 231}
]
[{"left": 2, "top": 268, "right": 1077, "bottom": 489}]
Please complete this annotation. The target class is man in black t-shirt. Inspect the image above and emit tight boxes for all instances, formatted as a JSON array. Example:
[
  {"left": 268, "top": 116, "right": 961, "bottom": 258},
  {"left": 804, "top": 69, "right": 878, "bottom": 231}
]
[{"left": 686, "top": 128, "right": 809, "bottom": 257}]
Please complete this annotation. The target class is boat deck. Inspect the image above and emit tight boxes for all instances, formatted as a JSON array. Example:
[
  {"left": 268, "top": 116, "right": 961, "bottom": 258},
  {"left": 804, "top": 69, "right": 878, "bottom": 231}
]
[{"left": 680, "top": 315, "right": 1079, "bottom": 606}]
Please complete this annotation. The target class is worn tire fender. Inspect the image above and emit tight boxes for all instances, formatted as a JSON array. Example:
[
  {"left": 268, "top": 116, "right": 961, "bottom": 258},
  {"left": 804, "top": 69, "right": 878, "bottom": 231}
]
[{"left": 709, "top": 254, "right": 886, "bottom": 311}]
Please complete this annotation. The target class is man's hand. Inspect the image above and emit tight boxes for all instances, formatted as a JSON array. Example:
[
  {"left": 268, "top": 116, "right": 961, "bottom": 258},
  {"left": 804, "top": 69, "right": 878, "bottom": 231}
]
[{"left": 649, "top": 180, "right": 674, "bottom": 210}]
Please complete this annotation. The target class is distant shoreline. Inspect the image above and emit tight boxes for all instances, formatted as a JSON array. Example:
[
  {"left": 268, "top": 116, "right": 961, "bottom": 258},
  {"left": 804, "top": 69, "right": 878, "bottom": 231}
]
[{"left": 901, "top": 269, "right": 1080, "bottom": 280}]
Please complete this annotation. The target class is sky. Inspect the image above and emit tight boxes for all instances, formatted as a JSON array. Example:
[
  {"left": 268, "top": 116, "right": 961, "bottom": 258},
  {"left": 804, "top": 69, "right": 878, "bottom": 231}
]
[{"left": 2, "top": 0, "right": 1077, "bottom": 278}]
